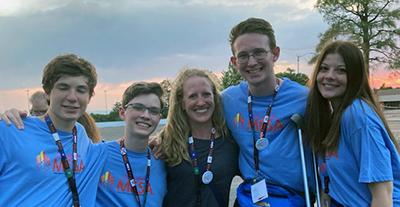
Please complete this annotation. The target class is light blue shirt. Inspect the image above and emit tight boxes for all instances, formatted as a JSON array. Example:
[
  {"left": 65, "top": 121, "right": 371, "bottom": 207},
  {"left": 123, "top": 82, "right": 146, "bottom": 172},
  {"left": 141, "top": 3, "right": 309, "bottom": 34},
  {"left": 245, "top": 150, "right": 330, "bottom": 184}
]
[
  {"left": 0, "top": 117, "right": 106, "bottom": 206},
  {"left": 222, "top": 78, "right": 314, "bottom": 193},
  {"left": 319, "top": 99, "right": 400, "bottom": 206},
  {"left": 96, "top": 141, "right": 167, "bottom": 207}
]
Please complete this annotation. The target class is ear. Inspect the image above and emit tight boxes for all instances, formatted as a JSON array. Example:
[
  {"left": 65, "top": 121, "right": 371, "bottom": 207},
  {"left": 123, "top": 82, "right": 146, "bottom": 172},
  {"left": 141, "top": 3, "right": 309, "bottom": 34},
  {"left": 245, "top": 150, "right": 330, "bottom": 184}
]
[
  {"left": 230, "top": 56, "right": 238, "bottom": 67},
  {"left": 119, "top": 107, "right": 126, "bottom": 120},
  {"left": 272, "top": 47, "right": 280, "bottom": 62}
]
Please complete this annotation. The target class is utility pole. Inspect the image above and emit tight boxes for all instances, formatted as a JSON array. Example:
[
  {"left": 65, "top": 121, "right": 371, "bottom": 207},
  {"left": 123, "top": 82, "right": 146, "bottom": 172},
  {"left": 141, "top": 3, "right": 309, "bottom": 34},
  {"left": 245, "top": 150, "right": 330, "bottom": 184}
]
[
  {"left": 296, "top": 52, "right": 314, "bottom": 74},
  {"left": 104, "top": 90, "right": 108, "bottom": 114},
  {"left": 26, "top": 89, "right": 30, "bottom": 112}
]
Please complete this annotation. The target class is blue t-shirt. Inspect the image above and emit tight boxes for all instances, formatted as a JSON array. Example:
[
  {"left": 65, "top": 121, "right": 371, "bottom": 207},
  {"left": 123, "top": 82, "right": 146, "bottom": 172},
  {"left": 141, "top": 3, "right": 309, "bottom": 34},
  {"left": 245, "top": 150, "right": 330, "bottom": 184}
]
[
  {"left": 96, "top": 141, "right": 167, "bottom": 207},
  {"left": 0, "top": 116, "right": 107, "bottom": 206},
  {"left": 222, "top": 78, "right": 314, "bottom": 193},
  {"left": 319, "top": 99, "right": 400, "bottom": 206}
]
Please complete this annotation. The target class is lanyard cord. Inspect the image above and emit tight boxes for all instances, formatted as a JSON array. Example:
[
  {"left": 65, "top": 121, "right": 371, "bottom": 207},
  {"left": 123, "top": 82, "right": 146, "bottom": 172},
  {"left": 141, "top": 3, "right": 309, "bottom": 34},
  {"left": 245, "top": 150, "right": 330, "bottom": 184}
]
[
  {"left": 247, "top": 79, "right": 280, "bottom": 178},
  {"left": 323, "top": 157, "right": 330, "bottom": 194},
  {"left": 44, "top": 115, "right": 80, "bottom": 207},
  {"left": 119, "top": 139, "right": 151, "bottom": 207},
  {"left": 188, "top": 128, "right": 216, "bottom": 205}
]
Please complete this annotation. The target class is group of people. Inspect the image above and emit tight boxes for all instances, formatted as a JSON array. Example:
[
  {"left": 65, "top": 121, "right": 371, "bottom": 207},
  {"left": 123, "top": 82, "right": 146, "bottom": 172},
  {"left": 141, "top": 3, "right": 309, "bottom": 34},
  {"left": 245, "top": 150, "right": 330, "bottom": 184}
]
[{"left": 0, "top": 17, "right": 399, "bottom": 207}]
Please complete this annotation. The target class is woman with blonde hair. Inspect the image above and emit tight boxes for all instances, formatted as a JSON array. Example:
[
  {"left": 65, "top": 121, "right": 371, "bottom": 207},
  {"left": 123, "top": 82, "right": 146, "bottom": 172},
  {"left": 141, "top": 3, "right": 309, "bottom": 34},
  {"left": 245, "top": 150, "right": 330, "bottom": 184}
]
[
  {"left": 160, "top": 68, "right": 238, "bottom": 207},
  {"left": 305, "top": 41, "right": 400, "bottom": 206}
]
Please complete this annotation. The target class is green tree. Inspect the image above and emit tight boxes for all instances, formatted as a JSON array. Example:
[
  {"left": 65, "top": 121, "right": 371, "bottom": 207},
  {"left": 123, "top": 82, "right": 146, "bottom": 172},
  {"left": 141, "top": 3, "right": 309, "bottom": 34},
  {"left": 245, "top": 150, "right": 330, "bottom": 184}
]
[
  {"left": 91, "top": 102, "right": 122, "bottom": 122},
  {"left": 221, "top": 62, "right": 243, "bottom": 89},
  {"left": 160, "top": 79, "right": 172, "bottom": 118},
  {"left": 276, "top": 68, "right": 310, "bottom": 86},
  {"left": 311, "top": 0, "right": 400, "bottom": 72}
]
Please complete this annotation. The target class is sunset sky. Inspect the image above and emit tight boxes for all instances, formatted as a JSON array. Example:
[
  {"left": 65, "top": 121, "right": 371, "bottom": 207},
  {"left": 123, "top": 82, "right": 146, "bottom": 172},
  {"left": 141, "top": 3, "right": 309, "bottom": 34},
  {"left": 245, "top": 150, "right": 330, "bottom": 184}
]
[{"left": 0, "top": 0, "right": 398, "bottom": 113}]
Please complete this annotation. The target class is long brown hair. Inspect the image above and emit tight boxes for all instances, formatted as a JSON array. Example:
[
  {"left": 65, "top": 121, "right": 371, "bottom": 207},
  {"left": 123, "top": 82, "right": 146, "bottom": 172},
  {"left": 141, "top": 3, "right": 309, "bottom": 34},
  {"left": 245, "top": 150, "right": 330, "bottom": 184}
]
[
  {"left": 305, "top": 41, "right": 399, "bottom": 154},
  {"left": 159, "top": 68, "right": 229, "bottom": 166},
  {"left": 78, "top": 112, "right": 101, "bottom": 143}
]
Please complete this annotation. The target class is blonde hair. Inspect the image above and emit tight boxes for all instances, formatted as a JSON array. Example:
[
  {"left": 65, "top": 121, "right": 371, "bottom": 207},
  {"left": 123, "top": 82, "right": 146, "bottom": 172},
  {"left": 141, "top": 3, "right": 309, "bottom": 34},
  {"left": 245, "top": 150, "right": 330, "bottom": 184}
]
[{"left": 159, "top": 68, "right": 229, "bottom": 166}]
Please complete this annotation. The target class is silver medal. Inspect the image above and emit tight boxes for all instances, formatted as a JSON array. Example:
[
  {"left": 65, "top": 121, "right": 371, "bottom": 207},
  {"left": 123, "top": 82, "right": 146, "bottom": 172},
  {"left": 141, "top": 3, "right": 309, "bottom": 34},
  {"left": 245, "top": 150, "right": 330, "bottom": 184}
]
[
  {"left": 202, "top": 170, "right": 214, "bottom": 184},
  {"left": 255, "top": 138, "right": 268, "bottom": 150}
]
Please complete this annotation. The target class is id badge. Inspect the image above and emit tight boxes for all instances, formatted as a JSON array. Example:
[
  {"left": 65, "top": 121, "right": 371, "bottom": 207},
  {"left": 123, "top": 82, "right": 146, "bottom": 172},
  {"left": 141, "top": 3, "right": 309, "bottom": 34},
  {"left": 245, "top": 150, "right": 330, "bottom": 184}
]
[{"left": 250, "top": 179, "right": 268, "bottom": 203}]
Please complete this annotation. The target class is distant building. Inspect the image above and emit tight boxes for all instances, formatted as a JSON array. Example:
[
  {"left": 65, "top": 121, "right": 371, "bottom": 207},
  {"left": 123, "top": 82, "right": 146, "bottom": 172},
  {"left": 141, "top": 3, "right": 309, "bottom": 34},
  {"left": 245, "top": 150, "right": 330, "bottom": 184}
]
[{"left": 376, "top": 88, "right": 400, "bottom": 110}]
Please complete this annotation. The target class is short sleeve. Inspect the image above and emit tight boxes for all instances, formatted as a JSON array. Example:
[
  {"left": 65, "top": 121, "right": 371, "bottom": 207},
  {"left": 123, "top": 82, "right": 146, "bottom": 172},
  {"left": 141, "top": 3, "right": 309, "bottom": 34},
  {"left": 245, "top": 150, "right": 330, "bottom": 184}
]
[{"left": 350, "top": 126, "right": 393, "bottom": 183}]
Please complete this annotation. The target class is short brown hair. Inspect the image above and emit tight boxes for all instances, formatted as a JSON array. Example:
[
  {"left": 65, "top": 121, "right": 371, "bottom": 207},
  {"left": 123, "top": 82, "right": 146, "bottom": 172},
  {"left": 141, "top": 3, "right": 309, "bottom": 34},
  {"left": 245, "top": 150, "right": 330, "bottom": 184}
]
[
  {"left": 122, "top": 82, "right": 164, "bottom": 109},
  {"left": 229, "top": 17, "right": 276, "bottom": 54},
  {"left": 42, "top": 54, "right": 97, "bottom": 97}
]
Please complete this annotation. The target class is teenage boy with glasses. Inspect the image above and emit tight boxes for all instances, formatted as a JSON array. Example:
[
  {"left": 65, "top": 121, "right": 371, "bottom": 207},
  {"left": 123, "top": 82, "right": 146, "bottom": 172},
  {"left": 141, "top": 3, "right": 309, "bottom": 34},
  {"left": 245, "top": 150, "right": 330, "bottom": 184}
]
[{"left": 221, "top": 18, "right": 314, "bottom": 206}]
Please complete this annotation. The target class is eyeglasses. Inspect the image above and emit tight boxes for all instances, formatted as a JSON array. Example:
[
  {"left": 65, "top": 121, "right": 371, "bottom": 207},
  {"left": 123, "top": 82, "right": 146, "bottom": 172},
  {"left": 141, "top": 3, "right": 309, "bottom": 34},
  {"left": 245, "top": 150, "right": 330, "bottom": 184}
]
[
  {"left": 235, "top": 48, "right": 270, "bottom": 64},
  {"left": 124, "top": 103, "right": 161, "bottom": 116}
]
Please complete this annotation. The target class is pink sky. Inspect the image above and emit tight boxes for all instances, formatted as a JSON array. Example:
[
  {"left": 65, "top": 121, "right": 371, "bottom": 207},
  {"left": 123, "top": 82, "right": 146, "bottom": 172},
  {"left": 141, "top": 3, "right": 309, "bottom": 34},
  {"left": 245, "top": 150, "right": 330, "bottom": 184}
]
[{"left": 0, "top": 67, "right": 398, "bottom": 114}]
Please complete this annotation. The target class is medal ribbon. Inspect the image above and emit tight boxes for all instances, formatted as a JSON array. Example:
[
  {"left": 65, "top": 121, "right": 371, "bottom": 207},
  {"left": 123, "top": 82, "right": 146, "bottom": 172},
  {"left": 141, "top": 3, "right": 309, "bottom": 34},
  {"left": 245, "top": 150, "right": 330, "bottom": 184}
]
[
  {"left": 188, "top": 128, "right": 216, "bottom": 180},
  {"left": 44, "top": 115, "right": 80, "bottom": 207},
  {"left": 119, "top": 139, "right": 151, "bottom": 207},
  {"left": 247, "top": 79, "right": 280, "bottom": 177}
]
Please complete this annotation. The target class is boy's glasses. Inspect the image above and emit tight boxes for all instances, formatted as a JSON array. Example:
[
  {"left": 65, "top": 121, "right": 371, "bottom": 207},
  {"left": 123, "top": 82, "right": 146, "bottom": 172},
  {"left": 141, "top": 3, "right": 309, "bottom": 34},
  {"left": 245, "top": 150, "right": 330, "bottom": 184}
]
[{"left": 124, "top": 103, "right": 161, "bottom": 116}]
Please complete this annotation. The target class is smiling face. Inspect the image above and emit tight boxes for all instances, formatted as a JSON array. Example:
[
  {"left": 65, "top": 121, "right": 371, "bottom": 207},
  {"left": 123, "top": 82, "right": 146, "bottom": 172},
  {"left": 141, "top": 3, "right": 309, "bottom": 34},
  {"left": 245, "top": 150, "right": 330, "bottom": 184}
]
[
  {"left": 47, "top": 75, "right": 90, "bottom": 129},
  {"left": 317, "top": 53, "right": 348, "bottom": 104},
  {"left": 120, "top": 93, "right": 161, "bottom": 139},
  {"left": 182, "top": 76, "right": 215, "bottom": 128},
  {"left": 231, "top": 33, "right": 280, "bottom": 90}
]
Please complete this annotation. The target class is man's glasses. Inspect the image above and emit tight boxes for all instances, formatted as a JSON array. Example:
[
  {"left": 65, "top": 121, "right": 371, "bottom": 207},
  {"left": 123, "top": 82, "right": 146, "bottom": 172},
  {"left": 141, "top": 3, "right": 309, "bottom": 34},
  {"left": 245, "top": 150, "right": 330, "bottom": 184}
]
[
  {"left": 124, "top": 103, "right": 161, "bottom": 116},
  {"left": 235, "top": 48, "right": 270, "bottom": 64}
]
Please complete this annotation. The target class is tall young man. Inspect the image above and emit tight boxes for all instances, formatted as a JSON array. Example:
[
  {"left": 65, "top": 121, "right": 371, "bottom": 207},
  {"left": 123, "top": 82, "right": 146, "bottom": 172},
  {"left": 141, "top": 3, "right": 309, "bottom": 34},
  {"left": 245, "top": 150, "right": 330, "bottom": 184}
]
[
  {"left": 96, "top": 82, "right": 167, "bottom": 206},
  {"left": 221, "top": 18, "right": 314, "bottom": 206},
  {"left": 0, "top": 54, "right": 106, "bottom": 206}
]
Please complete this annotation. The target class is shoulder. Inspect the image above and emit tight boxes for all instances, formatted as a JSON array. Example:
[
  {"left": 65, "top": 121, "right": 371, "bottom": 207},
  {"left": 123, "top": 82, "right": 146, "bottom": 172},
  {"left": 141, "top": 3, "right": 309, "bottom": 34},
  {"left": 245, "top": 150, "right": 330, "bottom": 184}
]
[
  {"left": 342, "top": 99, "right": 375, "bottom": 126},
  {"left": 279, "top": 78, "right": 308, "bottom": 97},
  {"left": 221, "top": 81, "right": 247, "bottom": 99}
]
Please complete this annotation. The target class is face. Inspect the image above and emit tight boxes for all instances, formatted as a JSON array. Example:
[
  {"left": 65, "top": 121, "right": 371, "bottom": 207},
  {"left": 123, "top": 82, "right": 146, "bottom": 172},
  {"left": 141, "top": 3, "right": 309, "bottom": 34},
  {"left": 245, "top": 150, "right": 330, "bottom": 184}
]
[
  {"left": 317, "top": 53, "right": 347, "bottom": 102},
  {"left": 48, "top": 75, "right": 90, "bottom": 124},
  {"left": 182, "top": 76, "right": 215, "bottom": 128},
  {"left": 31, "top": 98, "right": 49, "bottom": 116},
  {"left": 231, "top": 33, "right": 280, "bottom": 88},
  {"left": 120, "top": 94, "right": 161, "bottom": 138}
]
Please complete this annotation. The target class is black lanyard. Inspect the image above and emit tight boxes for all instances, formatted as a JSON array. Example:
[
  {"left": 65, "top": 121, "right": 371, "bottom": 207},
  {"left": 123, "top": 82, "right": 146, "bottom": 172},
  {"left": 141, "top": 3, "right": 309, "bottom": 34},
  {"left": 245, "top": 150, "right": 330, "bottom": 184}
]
[
  {"left": 119, "top": 139, "right": 151, "bottom": 207},
  {"left": 247, "top": 80, "right": 280, "bottom": 178},
  {"left": 322, "top": 157, "right": 330, "bottom": 194},
  {"left": 188, "top": 128, "right": 216, "bottom": 184},
  {"left": 44, "top": 115, "right": 80, "bottom": 207}
]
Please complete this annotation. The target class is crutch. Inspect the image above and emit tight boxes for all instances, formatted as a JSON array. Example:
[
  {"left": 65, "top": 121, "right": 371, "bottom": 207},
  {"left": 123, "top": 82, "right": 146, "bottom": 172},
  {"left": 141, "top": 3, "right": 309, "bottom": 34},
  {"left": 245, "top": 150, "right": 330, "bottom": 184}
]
[
  {"left": 290, "top": 114, "right": 311, "bottom": 207},
  {"left": 312, "top": 150, "right": 321, "bottom": 207}
]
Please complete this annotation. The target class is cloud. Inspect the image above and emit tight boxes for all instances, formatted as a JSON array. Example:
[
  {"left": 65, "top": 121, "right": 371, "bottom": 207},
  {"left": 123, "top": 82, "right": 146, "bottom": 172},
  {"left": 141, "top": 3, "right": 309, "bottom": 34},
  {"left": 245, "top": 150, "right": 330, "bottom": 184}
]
[{"left": 0, "top": 0, "right": 326, "bottom": 93}]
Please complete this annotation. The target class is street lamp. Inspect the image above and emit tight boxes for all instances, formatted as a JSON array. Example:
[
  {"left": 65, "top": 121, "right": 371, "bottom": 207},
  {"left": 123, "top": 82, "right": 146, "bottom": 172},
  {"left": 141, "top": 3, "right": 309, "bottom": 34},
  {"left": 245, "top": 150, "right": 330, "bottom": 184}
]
[
  {"left": 296, "top": 52, "right": 315, "bottom": 74},
  {"left": 26, "top": 89, "right": 30, "bottom": 112}
]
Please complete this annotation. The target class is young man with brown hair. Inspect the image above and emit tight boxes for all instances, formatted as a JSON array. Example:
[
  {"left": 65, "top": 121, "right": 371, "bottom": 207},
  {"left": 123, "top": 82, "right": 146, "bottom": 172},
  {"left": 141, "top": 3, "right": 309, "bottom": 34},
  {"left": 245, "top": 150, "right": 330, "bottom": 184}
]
[{"left": 0, "top": 54, "right": 106, "bottom": 206}]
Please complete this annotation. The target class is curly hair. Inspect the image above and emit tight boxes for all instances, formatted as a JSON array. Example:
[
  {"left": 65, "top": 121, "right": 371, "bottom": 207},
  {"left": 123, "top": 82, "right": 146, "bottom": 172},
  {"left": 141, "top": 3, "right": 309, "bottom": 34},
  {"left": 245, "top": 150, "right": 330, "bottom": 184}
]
[{"left": 159, "top": 68, "right": 229, "bottom": 166}]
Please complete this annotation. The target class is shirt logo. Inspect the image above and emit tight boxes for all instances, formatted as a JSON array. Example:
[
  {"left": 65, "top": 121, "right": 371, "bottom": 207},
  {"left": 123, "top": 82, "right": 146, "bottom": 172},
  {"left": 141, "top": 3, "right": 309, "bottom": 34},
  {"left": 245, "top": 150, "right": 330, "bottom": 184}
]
[{"left": 36, "top": 151, "right": 51, "bottom": 170}]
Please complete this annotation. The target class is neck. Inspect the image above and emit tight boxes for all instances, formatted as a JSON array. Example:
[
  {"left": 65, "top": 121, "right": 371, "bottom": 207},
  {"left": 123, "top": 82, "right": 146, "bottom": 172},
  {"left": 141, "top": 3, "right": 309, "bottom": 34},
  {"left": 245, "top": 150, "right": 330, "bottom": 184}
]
[
  {"left": 45, "top": 110, "right": 75, "bottom": 132},
  {"left": 190, "top": 122, "right": 214, "bottom": 140},
  {"left": 123, "top": 133, "right": 148, "bottom": 153},
  {"left": 249, "top": 77, "right": 279, "bottom": 96}
]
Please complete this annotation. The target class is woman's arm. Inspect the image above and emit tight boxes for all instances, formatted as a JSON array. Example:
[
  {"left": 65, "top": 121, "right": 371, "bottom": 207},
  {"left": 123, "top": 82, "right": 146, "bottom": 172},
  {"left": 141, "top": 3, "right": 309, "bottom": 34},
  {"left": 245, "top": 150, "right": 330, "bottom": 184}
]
[{"left": 368, "top": 181, "right": 393, "bottom": 207}]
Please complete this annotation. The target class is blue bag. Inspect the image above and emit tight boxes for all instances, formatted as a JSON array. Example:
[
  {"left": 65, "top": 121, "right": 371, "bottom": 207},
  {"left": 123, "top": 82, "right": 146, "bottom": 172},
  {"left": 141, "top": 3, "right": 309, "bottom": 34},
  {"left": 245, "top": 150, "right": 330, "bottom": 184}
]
[{"left": 236, "top": 181, "right": 306, "bottom": 207}]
